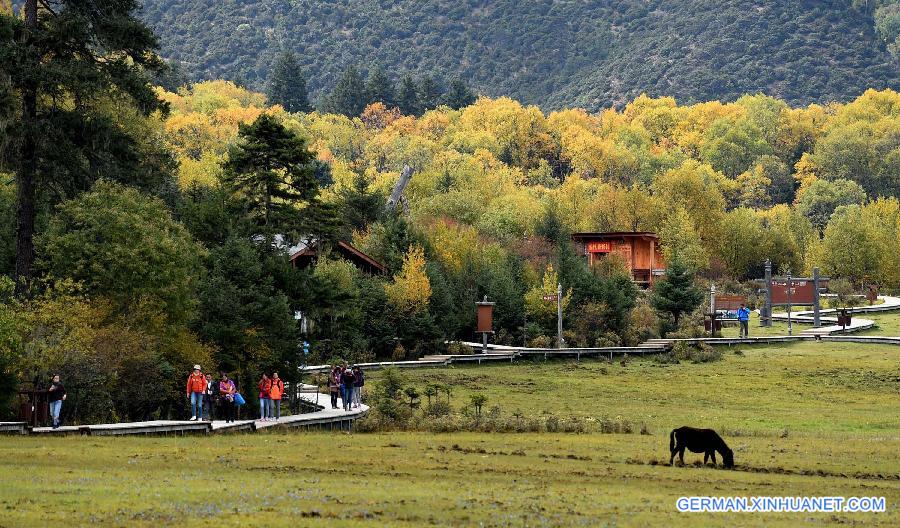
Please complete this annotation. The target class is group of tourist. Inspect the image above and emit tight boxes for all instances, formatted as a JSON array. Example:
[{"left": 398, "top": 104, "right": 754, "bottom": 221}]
[
  {"left": 186, "top": 366, "right": 244, "bottom": 422},
  {"left": 328, "top": 364, "right": 364, "bottom": 411}
]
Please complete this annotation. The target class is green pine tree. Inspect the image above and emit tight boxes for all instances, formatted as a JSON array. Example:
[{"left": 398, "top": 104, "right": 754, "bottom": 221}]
[
  {"left": 322, "top": 65, "right": 367, "bottom": 117},
  {"left": 2, "top": 0, "right": 167, "bottom": 295},
  {"left": 267, "top": 50, "right": 312, "bottom": 113},
  {"left": 223, "top": 114, "right": 320, "bottom": 234},
  {"left": 418, "top": 75, "right": 444, "bottom": 112},
  {"left": 651, "top": 257, "right": 704, "bottom": 331},
  {"left": 443, "top": 78, "right": 476, "bottom": 109},
  {"left": 397, "top": 74, "right": 420, "bottom": 116},
  {"left": 365, "top": 65, "right": 396, "bottom": 107}
]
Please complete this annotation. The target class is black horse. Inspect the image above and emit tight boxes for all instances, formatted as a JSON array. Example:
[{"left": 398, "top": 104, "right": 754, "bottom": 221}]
[{"left": 669, "top": 426, "right": 734, "bottom": 468}]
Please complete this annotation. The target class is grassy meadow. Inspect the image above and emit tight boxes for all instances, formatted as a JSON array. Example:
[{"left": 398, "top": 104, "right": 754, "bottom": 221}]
[{"left": 1, "top": 341, "right": 898, "bottom": 526}]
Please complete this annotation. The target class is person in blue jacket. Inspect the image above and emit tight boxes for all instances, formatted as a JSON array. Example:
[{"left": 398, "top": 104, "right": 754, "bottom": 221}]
[{"left": 737, "top": 303, "right": 751, "bottom": 338}]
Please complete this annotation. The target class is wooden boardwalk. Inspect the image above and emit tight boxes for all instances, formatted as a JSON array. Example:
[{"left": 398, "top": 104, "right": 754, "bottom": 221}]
[{"left": 21, "top": 392, "right": 367, "bottom": 437}]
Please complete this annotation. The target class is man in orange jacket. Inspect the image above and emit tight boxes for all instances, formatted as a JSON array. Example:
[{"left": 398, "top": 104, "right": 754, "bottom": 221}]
[
  {"left": 269, "top": 372, "right": 285, "bottom": 421},
  {"left": 186, "top": 365, "right": 206, "bottom": 421}
]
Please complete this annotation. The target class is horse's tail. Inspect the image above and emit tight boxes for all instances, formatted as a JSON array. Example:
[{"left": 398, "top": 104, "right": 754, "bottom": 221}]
[{"left": 669, "top": 428, "right": 676, "bottom": 451}]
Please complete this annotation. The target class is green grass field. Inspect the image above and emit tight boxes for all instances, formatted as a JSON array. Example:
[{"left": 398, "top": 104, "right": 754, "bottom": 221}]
[{"left": 1, "top": 341, "right": 898, "bottom": 526}]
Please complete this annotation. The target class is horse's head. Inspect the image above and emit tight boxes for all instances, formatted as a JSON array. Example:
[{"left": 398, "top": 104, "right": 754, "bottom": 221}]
[{"left": 721, "top": 448, "right": 735, "bottom": 468}]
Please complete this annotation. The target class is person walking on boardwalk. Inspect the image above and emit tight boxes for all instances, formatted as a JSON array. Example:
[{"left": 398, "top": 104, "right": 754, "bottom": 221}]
[
  {"left": 203, "top": 373, "right": 216, "bottom": 421},
  {"left": 186, "top": 365, "right": 206, "bottom": 421},
  {"left": 340, "top": 366, "right": 356, "bottom": 411},
  {"left": 352, "top": 366, "right": 364, "bottom": 408},
  {"left": 269, "top": 372, "right": 284, "bottom": 421},
  {"left": 47, "top": 374, "right": 66, "bottom": 429},
  {"left": 258, "top": 373, "right": 272, "bottom": 421},
  {"left": 329, "top": 366, "right": 341, "bottom": 409},
  {"left": 219, "top": 373, "right": 237, "bottom": 423},
  {"left": 737, "top": 303, "right": 751, "bottom": 338}
]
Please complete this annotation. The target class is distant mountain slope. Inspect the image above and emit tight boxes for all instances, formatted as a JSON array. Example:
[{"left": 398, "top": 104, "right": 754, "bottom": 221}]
[{"left": 139, "top": 0, "right": 899, "bottom": 110}]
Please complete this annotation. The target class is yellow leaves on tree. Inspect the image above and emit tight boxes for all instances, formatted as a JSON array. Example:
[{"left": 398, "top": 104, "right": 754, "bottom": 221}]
[
  {"left": 385, "top": 246, "right": 432, "bottom": 313},
  {"left": 524, "top": 264, "right": 571, "bottom": 324}
]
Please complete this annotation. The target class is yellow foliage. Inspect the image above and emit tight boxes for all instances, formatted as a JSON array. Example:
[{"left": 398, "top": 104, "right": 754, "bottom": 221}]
[
  {"left": 524, "top": 264, "right": 572, "bottom": 322},
  {"left": 385, "top": 246, "right": 432, "bottom": 313}
]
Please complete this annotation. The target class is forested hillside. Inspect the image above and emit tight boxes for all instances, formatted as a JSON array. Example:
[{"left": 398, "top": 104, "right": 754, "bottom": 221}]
[{"left": 140, "top": 0, "right": 899, "bottom": 109}]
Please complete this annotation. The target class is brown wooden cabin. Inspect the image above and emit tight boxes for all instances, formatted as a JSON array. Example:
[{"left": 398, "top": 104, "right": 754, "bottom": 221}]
[
  {"left": 571, "top": 232, "right": 666, "bottom": 287},
  {"left": 289, "top": 240, "right": 387, "bottom": 275}
]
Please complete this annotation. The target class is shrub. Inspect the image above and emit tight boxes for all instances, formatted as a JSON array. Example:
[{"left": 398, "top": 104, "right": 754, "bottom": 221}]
[
  {"left": 446, "top": 341, "right": 472, "bottom": 355},
  {"left": 652, "top": 352, "right": 679, "bottom": 364},
  {"left": 391, "top": 343, "right": 407, "bottom": 361},
  {"left": 672, "top": 342, "right": 722, "bottom": 363},
  {"left": 529, "top": 335, "right": 553, "bottom": 348},
  {"left": 424, "top": 400, "right": 451, "bottom": 417},
  {"left": 545, "top": 414, "right": 560, "bottom": 432}
]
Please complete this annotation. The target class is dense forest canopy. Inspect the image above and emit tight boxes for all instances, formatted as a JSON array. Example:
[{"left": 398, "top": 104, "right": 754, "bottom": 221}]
[
  {"left": 1, "top": 3, "right": 899, "bottom": 424},
  {"left": 139, "top": 0, "right": 899, "bottom": 110}
]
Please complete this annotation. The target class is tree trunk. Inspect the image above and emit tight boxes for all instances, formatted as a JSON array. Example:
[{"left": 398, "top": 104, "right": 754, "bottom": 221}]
[{"left": 14, "top": 0, "right": 39, "bottom": 297}]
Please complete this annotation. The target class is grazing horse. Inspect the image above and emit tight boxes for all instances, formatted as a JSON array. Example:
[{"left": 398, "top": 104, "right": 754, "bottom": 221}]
[{"left": 669, "top": 426, "right": 734, "bottom": 468}]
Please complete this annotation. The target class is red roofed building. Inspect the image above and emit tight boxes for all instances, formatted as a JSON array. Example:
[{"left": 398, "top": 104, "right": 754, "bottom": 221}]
[
  {"left": 571, "top": 232, "right": 666, "bottom": 287},
  {"left": 289, "top": 239, "right": 387, "bottom": 275}
]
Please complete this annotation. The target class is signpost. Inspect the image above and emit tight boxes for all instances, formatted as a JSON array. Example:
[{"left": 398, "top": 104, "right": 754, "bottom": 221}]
[
  {"left": 476, "top": 296, "right": 495, "bottom": 354},
  {"left": 758, "top": 262, "right": 829, "bottom": 330}
]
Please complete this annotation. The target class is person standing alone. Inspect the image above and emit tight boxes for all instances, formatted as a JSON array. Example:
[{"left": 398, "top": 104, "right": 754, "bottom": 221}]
[
  {"left": 47, "top": 374, "right": 66, "bottom": 429},
  {"left": 186, "top": 365, "right": 206, "bottom": 421},
  {"left": 737, "top": 303, "right": 751, "bottom": 338}
]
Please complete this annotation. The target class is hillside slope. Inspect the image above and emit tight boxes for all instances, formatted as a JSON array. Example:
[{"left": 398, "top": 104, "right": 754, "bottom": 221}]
[{"left": 140, "top": 0, "right": 899, "bottom": 110}]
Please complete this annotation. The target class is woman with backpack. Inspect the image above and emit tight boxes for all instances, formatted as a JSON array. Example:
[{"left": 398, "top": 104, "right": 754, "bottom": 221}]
[
  {"left": 328, "top": 366, "right": 340, "bottom": 409},
  {"left": 257, "top": 373, "right": 272, "bottom": 421},
  {"left": 269, "top": 372, "right": 284, "bottom": 421},
  {"left": 219, "top": 373, "right": 237, "bottom": 423}
]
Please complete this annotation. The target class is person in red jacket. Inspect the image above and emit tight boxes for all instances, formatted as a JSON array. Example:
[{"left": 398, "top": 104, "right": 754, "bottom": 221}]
[
  {"left": 257, "top": 373, "right": 272, "bottom": 421},
  {"left": 269, "top": 372, "right": 284, "bottom": 421},
  {"left": 185, "top": 365, "right": 206, "bottom": 421}
]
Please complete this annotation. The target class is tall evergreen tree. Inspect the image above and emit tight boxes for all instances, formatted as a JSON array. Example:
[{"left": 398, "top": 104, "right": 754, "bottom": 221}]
[
  {"left": 651, "top": 257, "right": 703, "bottom": 330},
  {"left": 1, "top": 0, "right": 166, "bottom": 295},
  {"left": 322, "top": 65, "right": 366, "bottom": 117},
  {"left": 223, "top": 114, "right": 320, "bottom": 234},
  {"left": 267, "top": 50, "right": 311, "bottom": 113},
  {"left": 396, "top": 74, "right": 420, "bottom": 116},
  {"left": 364, "top": 65, "right": 396, "bottom": 108},
  {"left": 443, "top": 78, "right": 476, "bottom": 109},
  {"left": 418, "top": 75, "right": 444, "bottom": 112}
]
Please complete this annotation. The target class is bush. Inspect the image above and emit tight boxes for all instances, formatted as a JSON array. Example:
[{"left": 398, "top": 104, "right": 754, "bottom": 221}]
[
  {"left": 545, "top": 414, "right": 560, "bottom": 432},
  {"left": 598, "top": 415, "right": 633, "bottom": 434},
  {"left": 424, "top": 400, "right": 451, "bottom": 417},
  {"left": 652, "top": 351, "right": 679, "bottom": 364},
  {"left": 673, "top": 341, "right": 722, "bottom": 363},
  {"left": 391, "top": 343, "right": 407, "bottom": 361},
  {"left": 529, "top": 335, "right": 553, "bottom": 348},
  {"left": 446, "top": 341, "right": 472, "bottom": 355}
]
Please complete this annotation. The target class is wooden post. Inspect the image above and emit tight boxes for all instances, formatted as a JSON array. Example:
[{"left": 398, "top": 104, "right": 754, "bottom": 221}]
[
  {"left": 786, "top": 272, "right": 793, "bottom": 336},
  {"left": 556, "top": 283, "right": 563, "bottom": 349},
  {"left": 763, "top": 260, "right": 772, "bottom": 327},
  {"left": 813, "top": 267, "right": 821, "bottom": 328}
]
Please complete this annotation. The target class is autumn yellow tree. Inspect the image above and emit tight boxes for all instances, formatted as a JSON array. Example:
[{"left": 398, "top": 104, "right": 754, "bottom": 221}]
[{"left": 385, "top": 245, "right": 432, "bottom": 313}]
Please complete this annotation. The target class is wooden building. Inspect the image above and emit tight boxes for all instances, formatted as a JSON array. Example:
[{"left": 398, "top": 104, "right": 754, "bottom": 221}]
[
  {"left": 289, "top": 239, "right": 387, "bottom": 275},
  {"left": 571, "top": 232, "right": 665, "bottom": 287}
]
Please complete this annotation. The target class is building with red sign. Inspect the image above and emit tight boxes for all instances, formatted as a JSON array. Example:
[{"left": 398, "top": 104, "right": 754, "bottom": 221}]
[{"left": 571, "top": 232, "right": 666, "bottom": 287}]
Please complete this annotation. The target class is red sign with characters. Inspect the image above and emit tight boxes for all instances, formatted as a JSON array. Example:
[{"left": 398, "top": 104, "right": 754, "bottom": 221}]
[
  {"left": 586, "top": 241, "right": 612, "bottom": 253},
  {"left": 771, "top": 280, "right": 816, "bottom": 305}
]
